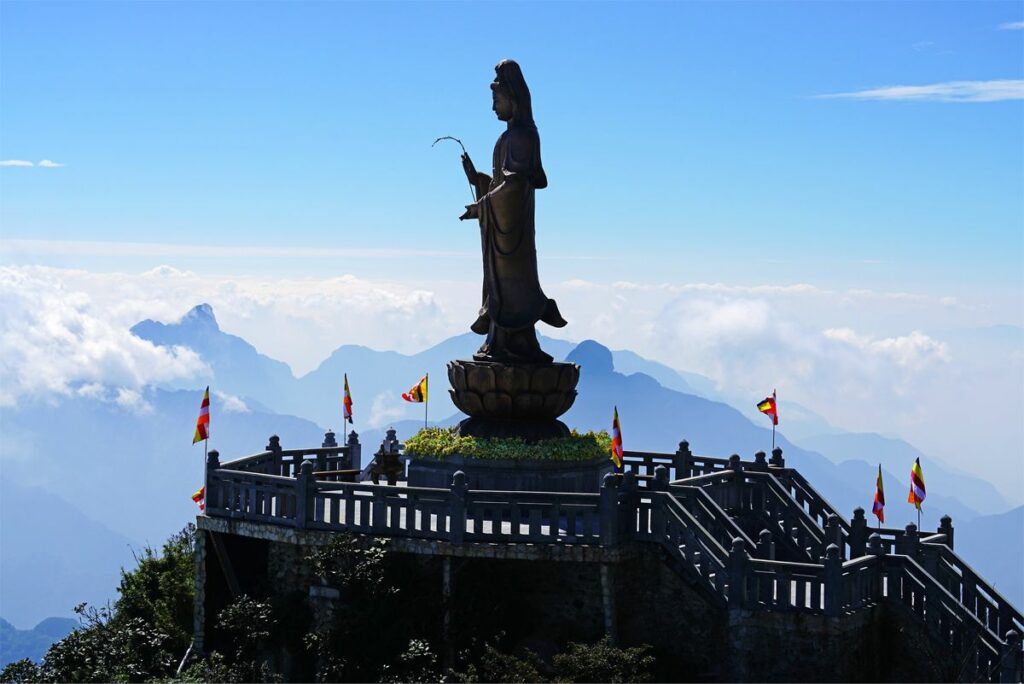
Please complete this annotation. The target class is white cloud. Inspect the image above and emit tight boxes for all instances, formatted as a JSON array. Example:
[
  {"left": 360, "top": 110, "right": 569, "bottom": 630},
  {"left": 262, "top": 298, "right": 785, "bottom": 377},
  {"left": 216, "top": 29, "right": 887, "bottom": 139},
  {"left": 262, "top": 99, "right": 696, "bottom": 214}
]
[
  {"left": 214, "top": 391, "right": 250, "bottom": 414},
  {"left": 368, "top": 392, "right": 406, "bottom": 428},
  {"left": 0, "top": 267, "right": 208, "bottom": 406},
  {"left": 0, "top": 263, "right": 1017, "bottom": 496},
  {"left": 115, "top": 388, "right": 153, "bottom": 415},
  {"left": 822, "top": 328, "right": 950, "bottom": 369},
  {"left": 0, "top": 159, "right": 64, "bottom": 168},
  {"left": 998, "top": 21, "right": 1024, "bottom": 30},
  {"left": 0, "top": 264, "right": 456, "bottom": 376},
  {"left": 817, "top": 79, "right": 1024, "bottom": 103}
]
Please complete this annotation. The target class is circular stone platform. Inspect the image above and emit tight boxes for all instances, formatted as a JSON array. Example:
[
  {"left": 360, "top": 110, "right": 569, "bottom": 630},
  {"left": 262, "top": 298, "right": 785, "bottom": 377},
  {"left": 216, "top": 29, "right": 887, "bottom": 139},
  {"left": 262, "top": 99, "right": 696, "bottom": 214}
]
[{"left": 407, "top": 453, "right": 613, "bottom": 493}]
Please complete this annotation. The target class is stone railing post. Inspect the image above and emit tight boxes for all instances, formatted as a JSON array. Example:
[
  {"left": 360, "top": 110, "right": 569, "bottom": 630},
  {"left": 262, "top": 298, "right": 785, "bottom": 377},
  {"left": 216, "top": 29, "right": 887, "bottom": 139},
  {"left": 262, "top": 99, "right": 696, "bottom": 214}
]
[
  {"left": 449, "top": 470, "right": 467, "bottom": 545},
  {"left": 728, "top": 455, "right": 743, "bottom": 510},
  {"left": 266, "top": 434, "right": 282, "bottom": 475},
  {"left": 347, "top": 430, "right": 361, "bottom": 473},
  {"left": 599, "top": 474, "right": 620, "bottom": 547},
  {"left": 824, "top": 543, "right": 842, "bottom": 617},
  {"left": 371, "top": 479, "right": 387, "bottom": 532},
  {"left": 902, "top": 523, "right": 919, "bottom": 559},
  {"left": 769, "top": 446, "right": 785, "bottom": 469},
  {"left": 295, "top": 460, "right": 313, "bottom": 529},
  {"left": 728, "top": 537, "right": 748, "bottom": 609},
  {"left": 673, "top": 440, "right": 692, "bottom": 479},
  {"left": 205, "top": 449, "right": 219, "bottom": 510},
  {"left": 1000, "top": 629, "right": 1022, "bottom": 683},
  {"left": 868, "top": 533, "right": 885, "bottom": 599},
  {"left": 620, "top": 471, "right": 639, "bottom": 539},
  {"left": 650, "top": 465, "right": 669, "bottom": 536},
  {"left": 849, "top": 508, "right": 868, "bottom": 558},
  {"left": 757, "top": 529, "right": 775, "bottom": 560},
  {"left": 318, "top": 430, "right": 335, "bottom": 471},
  {"left": 938, "top": 514, "right": 954, "bottom": 550},
  {"left": 653, "top": 464, "right": 669, "bottom": 490},
  {"left": 752, "top": 450, "right": 768, "bottom": 472},
  {"left": 825, "top": 514, "right": 843, "bottom": 557}
]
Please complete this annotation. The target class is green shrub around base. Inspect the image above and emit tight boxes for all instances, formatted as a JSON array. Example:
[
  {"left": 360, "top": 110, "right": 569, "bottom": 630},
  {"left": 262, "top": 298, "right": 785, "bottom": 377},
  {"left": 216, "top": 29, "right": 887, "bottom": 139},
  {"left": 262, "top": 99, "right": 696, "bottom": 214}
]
[{"left": 403, "top": 427, "right": 612, "bottom": 462}]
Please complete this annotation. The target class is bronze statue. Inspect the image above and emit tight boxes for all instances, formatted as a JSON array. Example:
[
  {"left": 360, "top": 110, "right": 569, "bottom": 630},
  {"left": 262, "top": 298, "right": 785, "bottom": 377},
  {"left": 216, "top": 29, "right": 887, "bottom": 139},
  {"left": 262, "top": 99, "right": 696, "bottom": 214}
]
[{"left": 458, "top": 59, "right": 566, "bottom": 364}]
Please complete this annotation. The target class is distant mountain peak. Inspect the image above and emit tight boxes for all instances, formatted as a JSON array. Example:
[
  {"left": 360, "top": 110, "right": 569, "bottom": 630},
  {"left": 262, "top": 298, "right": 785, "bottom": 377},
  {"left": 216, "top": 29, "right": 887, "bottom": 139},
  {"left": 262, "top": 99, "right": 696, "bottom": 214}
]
[
  {"left": 180, "top": 303, "right": 219, "bottom": 330},
  {"left": 567, "top": 340, "right": 614, "bottom": 374}
]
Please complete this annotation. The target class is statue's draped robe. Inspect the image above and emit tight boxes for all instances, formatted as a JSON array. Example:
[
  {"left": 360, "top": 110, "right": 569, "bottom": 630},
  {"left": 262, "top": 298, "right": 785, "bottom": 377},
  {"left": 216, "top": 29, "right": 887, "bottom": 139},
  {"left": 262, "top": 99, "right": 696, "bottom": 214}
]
[{"left": 473, "top": 125, "right": 565, "bottom": 361}]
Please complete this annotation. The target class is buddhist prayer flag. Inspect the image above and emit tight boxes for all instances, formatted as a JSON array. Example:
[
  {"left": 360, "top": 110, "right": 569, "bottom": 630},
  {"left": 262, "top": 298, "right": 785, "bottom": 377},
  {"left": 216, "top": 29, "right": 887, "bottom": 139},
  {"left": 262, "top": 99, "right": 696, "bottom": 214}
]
[
  {"left": 402, "top": 375, "right": 428, "bottom": 403},
  {"left": 872, "top": 464, "right": 885, "bottom": 524},
  {"left": 193, "top": 386, "right": 210, "bottom": 444},
  {"left": 192, "top": 486, "right": 206, "bottom": 511},
  {"left": 907, "top": 457, "right": 926, "bottom": 510},
  {"left": 611, "top": 406, "right": 623, "bottom": 470},
  {"left": 757, "top": 390, "right": 779, "bottom": 426},
  {"left": 343, "top": 373, "right": 353, "bottom": 424}
]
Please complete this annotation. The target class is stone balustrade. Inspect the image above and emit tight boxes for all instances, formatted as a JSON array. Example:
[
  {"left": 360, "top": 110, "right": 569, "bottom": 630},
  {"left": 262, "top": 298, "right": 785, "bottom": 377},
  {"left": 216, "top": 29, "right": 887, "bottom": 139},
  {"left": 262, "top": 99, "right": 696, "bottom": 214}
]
[{"left": 202, "top": 433, "right": 1023, "bottom": 683}]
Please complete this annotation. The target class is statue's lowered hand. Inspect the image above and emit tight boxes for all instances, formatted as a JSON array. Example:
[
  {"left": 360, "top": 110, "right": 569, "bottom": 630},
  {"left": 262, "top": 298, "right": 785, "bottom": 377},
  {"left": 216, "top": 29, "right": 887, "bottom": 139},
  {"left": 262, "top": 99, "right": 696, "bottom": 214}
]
[{"left": 460, "top": 203, "right": 480, "bottom": 221}]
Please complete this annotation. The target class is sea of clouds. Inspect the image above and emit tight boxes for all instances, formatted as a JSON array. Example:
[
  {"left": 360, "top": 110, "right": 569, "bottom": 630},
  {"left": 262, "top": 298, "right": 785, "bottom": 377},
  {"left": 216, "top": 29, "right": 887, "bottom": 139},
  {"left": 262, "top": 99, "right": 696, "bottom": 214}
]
[{"left": 1, "top": 263, "right": 1020, "bottom": 499}]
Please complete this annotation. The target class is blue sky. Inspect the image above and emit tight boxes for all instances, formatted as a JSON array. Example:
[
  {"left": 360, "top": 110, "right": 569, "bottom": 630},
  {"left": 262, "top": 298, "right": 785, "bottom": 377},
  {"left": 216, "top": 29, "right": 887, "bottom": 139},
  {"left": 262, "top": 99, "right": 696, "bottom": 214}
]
[
  {"left": 2, "top": 1, "right": 1022, "bottom": 290},
  {"left": 1, "top": 1, "right": 1023, "bottom": 495}
]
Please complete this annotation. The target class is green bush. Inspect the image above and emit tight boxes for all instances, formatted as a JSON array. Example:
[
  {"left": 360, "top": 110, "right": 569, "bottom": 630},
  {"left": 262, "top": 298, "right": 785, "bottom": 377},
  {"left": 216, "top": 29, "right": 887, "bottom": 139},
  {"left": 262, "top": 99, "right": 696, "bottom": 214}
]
[
  {"left": 552, "top": 638, "right": 656, "bottom": 683},
  {"left": 404, "top": 427, "right": 612, "bottom": 462}
]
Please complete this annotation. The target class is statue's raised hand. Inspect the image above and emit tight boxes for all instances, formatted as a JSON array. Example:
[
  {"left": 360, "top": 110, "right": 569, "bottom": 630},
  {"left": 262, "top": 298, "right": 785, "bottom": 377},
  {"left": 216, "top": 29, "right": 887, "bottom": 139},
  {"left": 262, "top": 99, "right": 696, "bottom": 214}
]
[{"left": 461, "top": 153, "right": 477, "bottom": 183}]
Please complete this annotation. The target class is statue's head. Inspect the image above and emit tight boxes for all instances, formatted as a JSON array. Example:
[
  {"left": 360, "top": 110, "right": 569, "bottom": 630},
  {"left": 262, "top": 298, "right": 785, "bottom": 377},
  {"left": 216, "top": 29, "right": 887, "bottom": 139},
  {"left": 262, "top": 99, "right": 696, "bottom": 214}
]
[{"left": 491, "top": 59, "right": 535, "bottom": 127}]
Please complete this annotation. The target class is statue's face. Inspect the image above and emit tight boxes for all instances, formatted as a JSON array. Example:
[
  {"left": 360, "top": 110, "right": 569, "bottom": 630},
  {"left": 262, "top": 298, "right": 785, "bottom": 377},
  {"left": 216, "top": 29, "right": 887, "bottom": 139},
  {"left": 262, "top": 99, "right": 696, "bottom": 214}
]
[{"left": 492, "top": 87, "right": 514, "bottom": 122}]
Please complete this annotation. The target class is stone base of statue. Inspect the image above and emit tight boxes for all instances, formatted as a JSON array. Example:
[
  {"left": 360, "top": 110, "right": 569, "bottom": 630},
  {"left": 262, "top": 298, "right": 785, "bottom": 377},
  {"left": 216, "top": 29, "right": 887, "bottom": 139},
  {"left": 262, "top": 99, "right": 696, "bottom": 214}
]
[
  {"left": 447, "top": 358, "right": 579, "bottom": 423},
  {"left": 407, "top": 453, "right": 612, "bottom": 492}
]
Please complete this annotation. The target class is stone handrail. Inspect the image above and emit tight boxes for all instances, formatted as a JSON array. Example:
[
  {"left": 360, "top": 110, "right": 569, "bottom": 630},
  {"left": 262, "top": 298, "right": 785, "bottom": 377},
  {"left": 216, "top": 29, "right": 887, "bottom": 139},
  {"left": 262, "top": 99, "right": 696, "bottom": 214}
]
[
  {"left": 671, "top": 466, "right": 829, "bottom": 562},
  {"left": 218, "top": 431, "right": 362, "bottom": 478},
  {"left": 882, "top": 551, "right": 1007, "bottom": 681},
  {"left": 920, "top": 541, "right": 1024, "bottom": 644},
  {"left": 203, "top": 439, "right": 1022, "bottom": 682}
]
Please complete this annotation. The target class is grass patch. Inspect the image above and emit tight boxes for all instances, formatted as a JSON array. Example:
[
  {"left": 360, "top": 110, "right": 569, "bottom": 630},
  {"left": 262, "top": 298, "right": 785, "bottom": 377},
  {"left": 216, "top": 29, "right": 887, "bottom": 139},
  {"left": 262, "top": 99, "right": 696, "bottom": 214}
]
[{"left": 404, "top": 427, "right": 612, "bottom": 462}]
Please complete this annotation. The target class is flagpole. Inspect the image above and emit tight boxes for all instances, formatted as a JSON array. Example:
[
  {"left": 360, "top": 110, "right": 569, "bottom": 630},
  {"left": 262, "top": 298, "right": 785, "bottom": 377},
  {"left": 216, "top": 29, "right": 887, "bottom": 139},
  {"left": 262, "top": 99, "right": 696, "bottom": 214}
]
[{"left": 424, "top": 372, "right": 429, "bottom": 430}]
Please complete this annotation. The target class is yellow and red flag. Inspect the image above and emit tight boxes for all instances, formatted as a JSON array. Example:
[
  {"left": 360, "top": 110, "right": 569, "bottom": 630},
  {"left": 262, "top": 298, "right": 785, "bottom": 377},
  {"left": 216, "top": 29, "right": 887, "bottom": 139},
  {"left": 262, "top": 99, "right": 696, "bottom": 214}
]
[
  {"left": 343, "top": 373, "right": 353, "bottom": 424},
  {"left": 907, "top": 457, "right": 926, "bottom": 510},
  {"left": 193, "top": 386, "right": 210, "bottom": 444},
  {"left": 757, "top": 390, "right": 778, "bottom": 426},
  {"left": 192, "top": 486, "right": 206, "bottom": 511},
  {"left": 402, "top": 375, "right": 428, "bottom": 403},
  {"left": 611, "top": 406, "right": 623, "bottom": 470},
  {"left": 872, "top": 464, "right": 885, "bottom": 523}
]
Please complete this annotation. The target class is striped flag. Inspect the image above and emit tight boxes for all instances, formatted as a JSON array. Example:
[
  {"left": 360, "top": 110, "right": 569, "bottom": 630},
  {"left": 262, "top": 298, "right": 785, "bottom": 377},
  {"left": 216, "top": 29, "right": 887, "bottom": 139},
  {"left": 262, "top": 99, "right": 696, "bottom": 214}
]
[
  {"left": 192, "top": 486, "right": 206, "bottom": 511},
  {"left": 872, "top": 464, "right": 885, "bottom": 523},
  {"left": 907, "top": 457, "right": 926, "bottom": 510},
  {"left": 193, "top": 386, "right": 210, "bottom": 444},
  {"left": 757, "top": 390, "right": 779, "bottom": 426},
  {"left": 343, "top": 373, "right": 353, "bottom": 424},
  {"left": 402, "top": 374, "right": 428, "bottom": 403},
  {"left": 611, "top": 406, "right": 623, "bottom": 470}
]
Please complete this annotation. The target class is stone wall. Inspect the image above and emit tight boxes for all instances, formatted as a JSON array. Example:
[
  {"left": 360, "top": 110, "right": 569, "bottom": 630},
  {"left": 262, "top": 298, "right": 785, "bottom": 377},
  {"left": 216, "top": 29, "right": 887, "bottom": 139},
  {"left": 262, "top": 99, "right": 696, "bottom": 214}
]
[{"left": 197, "top": 518, "right": 972, "bottom": 682}]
